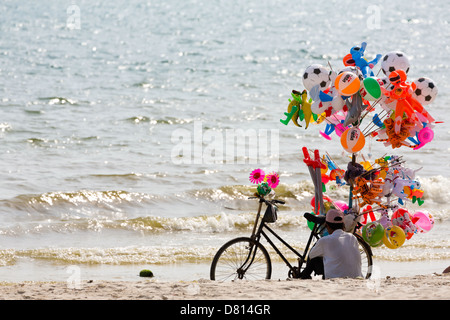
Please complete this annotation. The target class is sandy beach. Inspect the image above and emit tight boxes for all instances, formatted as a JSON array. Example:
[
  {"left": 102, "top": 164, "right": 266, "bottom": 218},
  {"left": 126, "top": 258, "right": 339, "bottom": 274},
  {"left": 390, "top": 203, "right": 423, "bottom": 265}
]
[{"left": 0, "top": 273, "right": 448, "bottom": 300}]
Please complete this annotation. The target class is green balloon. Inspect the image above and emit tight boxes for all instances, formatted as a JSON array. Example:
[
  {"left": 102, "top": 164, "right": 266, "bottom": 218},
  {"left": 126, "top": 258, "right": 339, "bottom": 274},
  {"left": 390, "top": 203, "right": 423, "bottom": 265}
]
[
  {"left": 362, "top": 222, "right": 384, "bottom": 247},
  {"left": 362, "top": 77, "right": 381, "bottom": 100}
]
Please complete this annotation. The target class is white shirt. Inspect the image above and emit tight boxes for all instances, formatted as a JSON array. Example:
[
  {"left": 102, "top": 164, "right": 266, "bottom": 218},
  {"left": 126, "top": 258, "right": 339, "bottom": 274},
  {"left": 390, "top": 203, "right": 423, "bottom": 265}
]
[{"left": 309, "top": 229, "right": 362, "bottom": 279}]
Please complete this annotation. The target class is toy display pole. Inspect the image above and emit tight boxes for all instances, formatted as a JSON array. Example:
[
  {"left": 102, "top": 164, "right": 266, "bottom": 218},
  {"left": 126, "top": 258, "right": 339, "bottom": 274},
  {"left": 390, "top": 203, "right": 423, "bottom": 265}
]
[
  {"left": 302, "top": 148, "right": 319, "bottom": 214},
  {"left": 302, "top": 147, "right": 327, "bottom": 216},
  {"left": 348, "top": 153, "right": 356, "bottom": 209},
  {"left": 314, "top": 150, "right": 325, "bottom": 216}
]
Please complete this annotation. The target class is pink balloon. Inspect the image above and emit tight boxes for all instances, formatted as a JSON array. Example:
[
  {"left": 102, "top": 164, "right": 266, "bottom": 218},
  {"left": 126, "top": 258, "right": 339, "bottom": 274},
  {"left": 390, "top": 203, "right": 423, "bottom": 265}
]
[
  {"left": 413, "top": 211, "right": 434, "bottom": 233},
  {"left": 334, "top": 200, "right": 349, "bottom": 212}
]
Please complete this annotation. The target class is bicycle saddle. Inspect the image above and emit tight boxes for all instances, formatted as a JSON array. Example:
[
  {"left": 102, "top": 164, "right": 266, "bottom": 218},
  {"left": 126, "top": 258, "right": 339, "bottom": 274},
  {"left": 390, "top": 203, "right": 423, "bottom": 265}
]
[{"left": 303, "top": 212, "right": 325, "bottom": 225}]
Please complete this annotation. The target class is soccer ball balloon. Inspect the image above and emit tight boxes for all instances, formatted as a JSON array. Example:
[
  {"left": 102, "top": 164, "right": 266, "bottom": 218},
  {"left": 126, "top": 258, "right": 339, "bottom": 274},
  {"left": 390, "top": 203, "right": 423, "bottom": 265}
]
[
  {"left": 381, "top": 51, "right": 410, "bottom": 76},
  {"left": 412, "top": 77, "right": 438, "bottom": 105},
  {"left": 302, "top": 64, "right": 331, "bottom": 92}
]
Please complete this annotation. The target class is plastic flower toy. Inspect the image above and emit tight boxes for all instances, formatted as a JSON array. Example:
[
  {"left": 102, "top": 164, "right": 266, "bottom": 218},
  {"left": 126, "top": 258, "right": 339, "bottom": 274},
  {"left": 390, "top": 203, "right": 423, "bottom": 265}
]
[
  {"left": 249, "top": 169, "right": 265, "bottom": 184},
  {"left": 265, "top": 172, "right": 280, "bottom": 189}
]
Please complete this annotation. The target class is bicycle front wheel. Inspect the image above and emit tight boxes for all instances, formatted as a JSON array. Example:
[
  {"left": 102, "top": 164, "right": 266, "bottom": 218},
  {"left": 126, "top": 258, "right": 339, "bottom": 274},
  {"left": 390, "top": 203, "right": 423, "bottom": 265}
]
[
  {"left": 356, "top": 234, "right": 373, "bottom": 279},
  {"left": 210, "top": 237, "right": 272, "bottom": 282}
]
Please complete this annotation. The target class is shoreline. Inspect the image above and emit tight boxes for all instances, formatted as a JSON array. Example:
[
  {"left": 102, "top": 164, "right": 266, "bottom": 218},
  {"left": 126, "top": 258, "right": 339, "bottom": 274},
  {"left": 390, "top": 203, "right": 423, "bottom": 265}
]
[{"left": 0, "top": 273, "right": 448, "bottom": 300}]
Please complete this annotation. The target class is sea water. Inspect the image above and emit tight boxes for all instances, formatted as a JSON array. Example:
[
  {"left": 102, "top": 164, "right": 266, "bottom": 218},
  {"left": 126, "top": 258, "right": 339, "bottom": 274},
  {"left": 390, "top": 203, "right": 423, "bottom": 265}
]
[{"left": 0, "top": 0, "right": 449, "bottom": 282}]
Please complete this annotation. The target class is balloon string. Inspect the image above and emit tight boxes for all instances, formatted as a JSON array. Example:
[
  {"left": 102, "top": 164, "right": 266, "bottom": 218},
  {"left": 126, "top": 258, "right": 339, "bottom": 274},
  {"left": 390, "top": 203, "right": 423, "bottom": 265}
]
[
  {"left": 360, "top": 80, "right": 393, "bottom": 137},
  {"left": 325, "top": 151, "right": 343, "bottom": 171},
  {"left": 360, "top": 97, "right": 381, "bottom": 121},
  {"left": 362, "top": 108, "right": 390, "bottom": 137},
  {"left": 327, "top": 60, "right": 334, "bottom": 73}
]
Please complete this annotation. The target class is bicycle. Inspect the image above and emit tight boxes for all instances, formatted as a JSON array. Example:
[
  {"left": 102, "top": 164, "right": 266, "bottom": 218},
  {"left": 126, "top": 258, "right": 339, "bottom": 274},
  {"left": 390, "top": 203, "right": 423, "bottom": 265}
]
[{"left": 210, "top": 148, "right": 373, "bottom": 282}]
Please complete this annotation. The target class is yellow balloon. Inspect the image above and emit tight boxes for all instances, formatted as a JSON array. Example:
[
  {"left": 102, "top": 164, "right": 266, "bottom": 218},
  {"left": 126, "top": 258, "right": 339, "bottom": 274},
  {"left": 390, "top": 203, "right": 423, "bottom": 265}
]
[{"left": 383, "top": 226, "right": 406, "bottom": 249}]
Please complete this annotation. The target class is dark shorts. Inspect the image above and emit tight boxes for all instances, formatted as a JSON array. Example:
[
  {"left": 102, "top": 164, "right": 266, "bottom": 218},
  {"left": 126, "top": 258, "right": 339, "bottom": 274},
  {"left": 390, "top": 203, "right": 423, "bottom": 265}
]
[{"left": 300, "top": 256, "right": 324, "bottom": 279}]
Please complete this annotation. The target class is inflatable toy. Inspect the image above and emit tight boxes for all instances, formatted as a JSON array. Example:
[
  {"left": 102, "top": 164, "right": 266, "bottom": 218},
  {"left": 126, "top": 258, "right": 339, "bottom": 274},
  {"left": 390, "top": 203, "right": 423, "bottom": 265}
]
[
  {"left": 382, "top": 225, "right": 406, "bottom": 249},
  {"left": 346, "top": 42, "right": 382, "bottom": 78},
  {"left": 413, "top": 210, "right": 434, "bottom": 233},
  {"left": 412, "top": 77, "right": 438, "bottom": 105},
  {"left": 360, "top": 77, "right": 381, "bottom": 101},
  {"left": 340, "top": 127, "right": 365, "bottom": 153},
  {"left": 280, "top": 43, "right": 438, "bottom": 249},
  {"left": 380, "top": 70, "right": 435, "bottom": 135},
  {"left": 381, "top": 51, "right": 410, "bottom": 75},
  {"left": 302, "top": 64, "right": 331, "bottom": 92},
  {"left": 362, "top": 221, "right": 384, "bottom": 247},
  {"left": 392, "top": 208, "right": 417, "bottom": 239},
  {"left": 414, "top": 126, "right": 434, "bottom": 150},
  {"left": 335, "top": 71, "right": 361, "bottom": 96}
]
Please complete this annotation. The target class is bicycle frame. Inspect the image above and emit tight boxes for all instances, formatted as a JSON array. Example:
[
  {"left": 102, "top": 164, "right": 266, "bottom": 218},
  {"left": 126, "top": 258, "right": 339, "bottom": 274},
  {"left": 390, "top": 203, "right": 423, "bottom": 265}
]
[
  {"left": 247, "top": 198, "right": 322, "bottom": 278},
  {"left": 259, "top": 223, "right": 309, "bottom": 278},
  {"left": 245, "top": 196, "right": 372, "bottom": 279}
]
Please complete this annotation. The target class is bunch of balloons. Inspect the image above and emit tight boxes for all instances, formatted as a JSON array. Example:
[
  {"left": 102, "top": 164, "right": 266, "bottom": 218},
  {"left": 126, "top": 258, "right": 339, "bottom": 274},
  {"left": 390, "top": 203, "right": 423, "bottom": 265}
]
[
  {"left": 306, "top": 154, "right": 435, "bottom": 249},
  {"left": 354, "top": 154, "right": 435, "bottom": 248},
  {"left": 279, "top": 43, "right": 439, "bottom": 250},
  {"left": 361, "top": 207, "right": 434, "bottom": 249},
  {"left": 306, "top": 185, "right": 434, "bottom": 250},
  {"left": 280, "top": 42, "right": 440, "bottom": 153}
]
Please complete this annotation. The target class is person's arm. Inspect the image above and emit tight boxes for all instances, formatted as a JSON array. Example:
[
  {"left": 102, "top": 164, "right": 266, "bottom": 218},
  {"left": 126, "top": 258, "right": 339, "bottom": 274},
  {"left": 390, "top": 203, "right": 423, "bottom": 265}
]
[{"left": 308, "top": 238, "right": 324, "bottom": 259}]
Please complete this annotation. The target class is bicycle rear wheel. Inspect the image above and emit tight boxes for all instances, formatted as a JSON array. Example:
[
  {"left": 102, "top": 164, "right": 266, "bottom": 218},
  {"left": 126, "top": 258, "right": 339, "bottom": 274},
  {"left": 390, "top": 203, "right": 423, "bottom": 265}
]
[
  {"left": 210, "top": 237, "right": 272, "bottom": 282},
  {"left": 356, "top": 234, "right": 373, "bottom": 279}
]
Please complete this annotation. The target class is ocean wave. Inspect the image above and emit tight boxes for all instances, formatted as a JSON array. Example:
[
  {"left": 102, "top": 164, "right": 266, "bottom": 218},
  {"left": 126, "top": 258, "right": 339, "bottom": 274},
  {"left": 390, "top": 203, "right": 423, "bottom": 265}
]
[
  {"left": 0, "top": 246, "right": 218, "bottom": 266},
  {"left": 0, "top": 183, "right": 323, "bottom": 221},
  {"left": 1, "top": 176, "right": 449, "bottom": 208},
  {"left": 373, "top": 240, "right": 450, "bottom": 262},
  {"left": 0, "top": 175, "right": 448, "bottom": 230},
  {"left": 0, "top": 190, "right": 153, "bottom": 214},
  {"left": 124, "top": 116, "right": 194, "bottom": 125},
  {"left": 37, "top": 96, "right": 79, "bottom": 106},
  {"left": 0, "top": 210, "right": 305, "bottom": 236}
]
